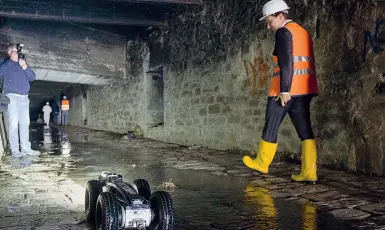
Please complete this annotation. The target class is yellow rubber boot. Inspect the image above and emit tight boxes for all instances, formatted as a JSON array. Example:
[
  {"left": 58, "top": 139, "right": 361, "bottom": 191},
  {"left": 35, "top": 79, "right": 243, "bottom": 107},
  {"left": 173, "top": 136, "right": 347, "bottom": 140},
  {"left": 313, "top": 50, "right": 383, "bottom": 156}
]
[
  {"left": 242, "top": 139, "right": 278, "bottom": 174},
  {"left": 291, "top": 139, "right": 317, "bottom": 184}
]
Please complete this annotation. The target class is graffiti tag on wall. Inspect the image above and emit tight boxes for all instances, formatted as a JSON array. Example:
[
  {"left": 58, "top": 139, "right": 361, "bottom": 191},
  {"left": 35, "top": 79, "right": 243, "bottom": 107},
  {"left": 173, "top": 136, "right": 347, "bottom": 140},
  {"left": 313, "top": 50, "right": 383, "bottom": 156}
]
[
  {"left": 363, "top": 19, "right": 385, "bottom": 63},
  {"left": 243, "top": 49, "right": 270, "bottom": 96}
]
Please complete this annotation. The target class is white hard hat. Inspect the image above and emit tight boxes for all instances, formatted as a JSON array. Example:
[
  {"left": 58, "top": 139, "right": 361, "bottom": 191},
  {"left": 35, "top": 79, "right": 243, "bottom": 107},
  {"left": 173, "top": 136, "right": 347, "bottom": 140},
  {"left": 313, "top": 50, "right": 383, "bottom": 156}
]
[
  {"left": 259, "top": 0, "right": 290, "bottom": 21},
  {"left": 46, "top": 102, "right": 49, "bottom": 104},
  {"left": 63, "top": 96, "right": 67, "bottom": 99}
]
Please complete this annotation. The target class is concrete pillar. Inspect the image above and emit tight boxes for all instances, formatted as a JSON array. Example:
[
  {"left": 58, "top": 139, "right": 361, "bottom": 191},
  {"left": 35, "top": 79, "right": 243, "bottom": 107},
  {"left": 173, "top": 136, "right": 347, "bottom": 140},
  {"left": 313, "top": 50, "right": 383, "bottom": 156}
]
[
  {"left": 0, "top": 113, "right": 8, "bottom": 158},
  {"left": 81, "top": 92, "right": 88, "bottom": 126},
  {"left": 144, "top": 67, "right": 164, "bottom": 128}
]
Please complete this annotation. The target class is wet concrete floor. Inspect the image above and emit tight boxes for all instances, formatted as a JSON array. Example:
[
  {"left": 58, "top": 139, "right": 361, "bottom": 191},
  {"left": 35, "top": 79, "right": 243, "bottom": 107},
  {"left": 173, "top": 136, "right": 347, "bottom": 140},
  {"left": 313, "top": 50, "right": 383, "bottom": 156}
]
[{"left": 0, "top": 123, "right": 384, "bottom": 229}]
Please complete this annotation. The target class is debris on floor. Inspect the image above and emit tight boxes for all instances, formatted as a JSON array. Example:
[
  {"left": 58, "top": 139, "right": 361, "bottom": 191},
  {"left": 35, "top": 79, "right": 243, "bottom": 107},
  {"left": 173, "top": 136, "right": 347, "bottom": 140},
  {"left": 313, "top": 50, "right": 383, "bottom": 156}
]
[
  {"left": 158, "top": 179, "right": 177, "bottom": 191},
  {"left": 188, "top": 144, "right": 202, "bottom": 149},
  {"left": 122, "top": 125, "right": 144, "bottom": 140}
]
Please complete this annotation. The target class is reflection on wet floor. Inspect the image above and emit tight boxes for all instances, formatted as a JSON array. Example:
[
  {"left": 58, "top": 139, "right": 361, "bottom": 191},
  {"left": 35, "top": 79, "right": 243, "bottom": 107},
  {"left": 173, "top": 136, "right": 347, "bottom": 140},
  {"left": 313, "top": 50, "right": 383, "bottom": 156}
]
[
  {"left": 244, "top": 185, "right": 322, "bottom": 230},
  {"left": 40, "top": 125, "right": 72, "bottom": 156},
  {"left": 0, "top": 124, "right": 358, "bottom": 229},
  {"left": 10, "top": 155, "right": 38, "bottom": 168},
  {"left": 9, "top": 125, "right": 72, "bottom": 169}
]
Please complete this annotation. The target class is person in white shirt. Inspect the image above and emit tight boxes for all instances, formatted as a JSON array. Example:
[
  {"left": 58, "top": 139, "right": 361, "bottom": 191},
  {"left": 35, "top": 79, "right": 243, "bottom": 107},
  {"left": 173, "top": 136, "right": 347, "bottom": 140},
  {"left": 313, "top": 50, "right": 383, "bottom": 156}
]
[{"left": 42, "top": 102, "right": 52, "bottom": 126}]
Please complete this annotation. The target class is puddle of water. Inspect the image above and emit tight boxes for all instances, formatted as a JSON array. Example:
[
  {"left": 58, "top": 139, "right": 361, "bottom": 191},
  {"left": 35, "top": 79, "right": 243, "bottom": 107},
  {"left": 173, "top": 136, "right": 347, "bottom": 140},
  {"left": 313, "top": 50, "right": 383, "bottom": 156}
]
[
  {"left": 26, "top": 124, "right": 357, "bottom": 230},
  {"left": 30, "top": 125, "right": 73, "bottom": 156},
  {"left": 67, "top": 163, "right": 355, "bottom": 230}
]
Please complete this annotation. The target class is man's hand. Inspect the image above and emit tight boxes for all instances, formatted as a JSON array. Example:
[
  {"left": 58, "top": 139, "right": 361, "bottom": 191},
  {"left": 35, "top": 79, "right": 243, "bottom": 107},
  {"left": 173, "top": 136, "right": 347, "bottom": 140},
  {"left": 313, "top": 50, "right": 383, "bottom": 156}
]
[
  {"left": 18, "top": 59, "right": 28, "bottom": 70},
  {"left": 275, "top": 93, "right": 291, "bottom": 106}
]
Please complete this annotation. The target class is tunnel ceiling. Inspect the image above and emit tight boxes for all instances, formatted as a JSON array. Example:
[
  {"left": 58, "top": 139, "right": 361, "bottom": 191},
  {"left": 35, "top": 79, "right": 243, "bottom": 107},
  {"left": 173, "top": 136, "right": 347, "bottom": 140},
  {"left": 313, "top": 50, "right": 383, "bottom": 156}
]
[
  {"left": 0, "top": 0, "right": 201, "bottom": 88},
  {"left": 0, "top": 0, "right": 202, "bottom": 29},
  {"left": 29, "top": 81, "right": 69, "bottom": 100}
]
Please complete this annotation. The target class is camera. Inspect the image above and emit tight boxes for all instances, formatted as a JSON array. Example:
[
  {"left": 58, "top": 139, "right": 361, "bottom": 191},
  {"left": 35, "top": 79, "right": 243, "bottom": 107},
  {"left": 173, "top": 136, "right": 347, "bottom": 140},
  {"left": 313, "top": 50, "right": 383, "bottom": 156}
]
[{"left": 16, "top": 43, "right": 25, "bottom": 59}]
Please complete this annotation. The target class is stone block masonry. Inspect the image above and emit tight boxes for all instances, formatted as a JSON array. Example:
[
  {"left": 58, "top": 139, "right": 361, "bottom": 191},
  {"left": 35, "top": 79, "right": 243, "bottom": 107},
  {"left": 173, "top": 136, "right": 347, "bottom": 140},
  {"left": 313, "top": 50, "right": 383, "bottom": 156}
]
[
  {"left": 69, "top": 83, "right": 144, "bottom": 133},
  {"left": 69, "top": 39, "right": 147, "bottom": 133},
  {"left": 68, "top": 0, "right": 385, "bottom": 176}
]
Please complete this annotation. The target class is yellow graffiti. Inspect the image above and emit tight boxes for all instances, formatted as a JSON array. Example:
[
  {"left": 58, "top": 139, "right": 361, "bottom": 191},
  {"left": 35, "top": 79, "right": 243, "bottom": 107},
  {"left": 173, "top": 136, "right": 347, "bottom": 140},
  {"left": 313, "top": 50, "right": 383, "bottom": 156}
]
[{"left": 244, "top": 49, "right": 271, "bottom": 96}]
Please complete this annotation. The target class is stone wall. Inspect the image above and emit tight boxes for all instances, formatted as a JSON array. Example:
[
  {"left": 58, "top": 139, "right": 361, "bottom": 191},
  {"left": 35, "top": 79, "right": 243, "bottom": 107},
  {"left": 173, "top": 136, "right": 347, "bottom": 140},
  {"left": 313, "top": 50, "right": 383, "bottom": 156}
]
[
  {"left": 68, "top": 82, "right": 146, "bottom": 133},
  {"left": 66, "top": 85, "right": 86, "bottom": 127},
  {"left": 68, "top": 40, "right": 148, "bottom": 133},
  {"left": 69, "top": 0, "right": 385, "bottom": 176}
]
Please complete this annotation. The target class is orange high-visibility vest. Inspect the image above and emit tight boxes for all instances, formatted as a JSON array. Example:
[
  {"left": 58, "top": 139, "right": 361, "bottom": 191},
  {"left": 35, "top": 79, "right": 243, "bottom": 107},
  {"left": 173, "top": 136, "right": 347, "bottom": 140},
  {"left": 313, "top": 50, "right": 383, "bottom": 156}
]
[
  {"left": 268, "top": 22, "right": 318, "bottom": 97},
  {"left": 61, "top": 99, "right": 69, "bottom": 111}
]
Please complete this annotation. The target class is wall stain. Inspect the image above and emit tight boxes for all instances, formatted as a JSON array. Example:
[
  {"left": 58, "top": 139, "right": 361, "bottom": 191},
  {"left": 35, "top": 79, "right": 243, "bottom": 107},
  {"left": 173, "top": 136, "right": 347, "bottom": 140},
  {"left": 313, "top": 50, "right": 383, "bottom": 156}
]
[
  {"left": 243, "top": 61, "right": 250, "bottom": 88},
  {"left": 363, "top": 18, "right": 385, "bottom": 63},
  {"left": 244, "top": 49, "right": 270, "bottom": 96},
  {"left": 376, "top": 73, "right": 385, "bottom": 94}
]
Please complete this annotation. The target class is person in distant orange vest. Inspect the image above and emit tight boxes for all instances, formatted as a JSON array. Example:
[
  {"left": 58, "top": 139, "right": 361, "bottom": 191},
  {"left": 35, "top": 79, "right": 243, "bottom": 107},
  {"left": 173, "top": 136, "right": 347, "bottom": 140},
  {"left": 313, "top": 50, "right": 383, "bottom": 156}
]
[
  {"left": 61, "top": 96, "right": 70, "bottom": 126},
  {"left": 242, "top": 0, "right": 319, "bottom": 184}
]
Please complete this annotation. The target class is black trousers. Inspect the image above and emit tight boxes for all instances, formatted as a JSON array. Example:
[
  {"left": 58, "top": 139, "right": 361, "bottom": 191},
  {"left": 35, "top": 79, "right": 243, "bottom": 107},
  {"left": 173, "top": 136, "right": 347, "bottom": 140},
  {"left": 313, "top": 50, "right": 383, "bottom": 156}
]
[{"left": 262, "top": 95, "right": 315, "bottom": 143}]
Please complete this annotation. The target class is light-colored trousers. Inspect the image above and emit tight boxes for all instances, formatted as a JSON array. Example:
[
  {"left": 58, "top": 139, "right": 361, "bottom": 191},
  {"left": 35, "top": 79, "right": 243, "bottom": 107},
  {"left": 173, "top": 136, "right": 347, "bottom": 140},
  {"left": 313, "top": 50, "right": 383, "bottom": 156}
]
[
  {"left": 61, "top": 110, "right": 69, "bottom": 125},
  {"left": 6, "top": 93, "right": 32, "bottom": 154},
  {"left": 43, "top": 113, "right": 50, "bottom": 125}
]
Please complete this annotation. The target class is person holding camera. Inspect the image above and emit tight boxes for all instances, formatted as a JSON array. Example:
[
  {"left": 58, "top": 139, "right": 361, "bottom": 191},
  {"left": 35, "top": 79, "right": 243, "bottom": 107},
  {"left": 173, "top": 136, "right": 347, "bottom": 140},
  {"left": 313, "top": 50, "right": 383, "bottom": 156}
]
[{"left": 0, "top": 44, "right": 40, "bottom": 157}]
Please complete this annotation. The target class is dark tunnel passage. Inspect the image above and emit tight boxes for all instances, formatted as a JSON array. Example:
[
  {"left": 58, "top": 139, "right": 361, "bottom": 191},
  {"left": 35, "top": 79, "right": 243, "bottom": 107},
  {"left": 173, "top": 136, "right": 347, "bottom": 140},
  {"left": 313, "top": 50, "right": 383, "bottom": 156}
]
[{"left": 28, "top": 81, "right": 70, "bottom": 121}]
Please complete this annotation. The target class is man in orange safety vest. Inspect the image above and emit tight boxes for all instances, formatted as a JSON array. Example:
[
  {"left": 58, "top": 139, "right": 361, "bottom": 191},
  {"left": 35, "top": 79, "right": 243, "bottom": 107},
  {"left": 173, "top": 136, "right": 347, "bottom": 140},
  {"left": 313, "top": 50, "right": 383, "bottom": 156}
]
[
  {"left": 242, "top": 0, "right": 319, "bottom": 184},
  {"left": 61, "top": 96, "right": 70, "bottom": 126}
]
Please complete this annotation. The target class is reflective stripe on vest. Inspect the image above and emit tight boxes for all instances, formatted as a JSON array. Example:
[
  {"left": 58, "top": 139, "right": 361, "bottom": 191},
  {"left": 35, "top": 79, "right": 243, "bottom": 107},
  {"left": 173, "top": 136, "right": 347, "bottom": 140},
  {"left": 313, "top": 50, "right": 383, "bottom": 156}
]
[
  {"left": 61, "top": 100, "right": 69, "bottom": 111},
  {"left": 268, "top": 22, "right": 318, "bottom": 97},
  {"left": 273, "top": 65, "right": 314, "bottom": 77},
  {"left": 273, "top": 56, "right": 312, "bottom": 68}
]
